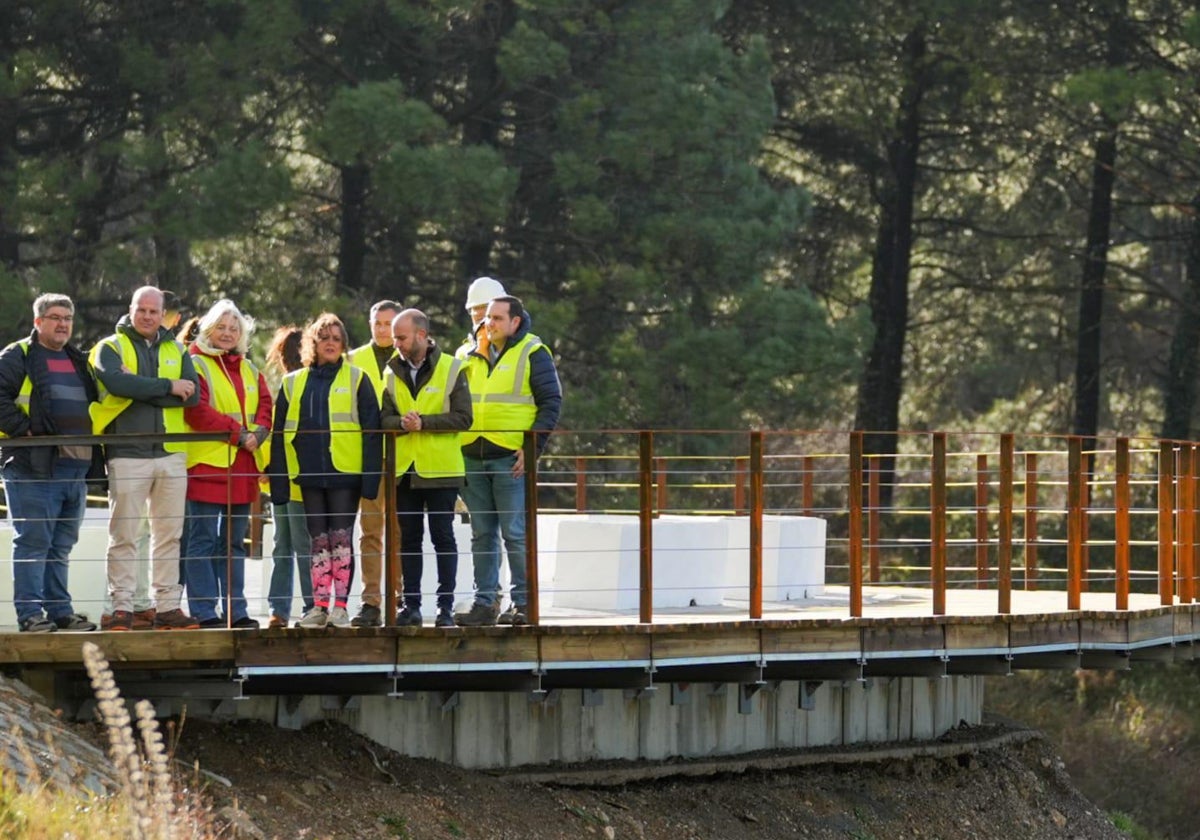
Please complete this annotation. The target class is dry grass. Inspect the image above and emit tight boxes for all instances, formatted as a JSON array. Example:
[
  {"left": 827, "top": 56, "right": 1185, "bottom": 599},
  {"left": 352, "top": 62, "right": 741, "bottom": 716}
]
[
  {"left": 0, "top": 642, "right": 224, "bottom": 840},
  {"left": 986, "top": 666, "right": 1200, "bottom": 840}
]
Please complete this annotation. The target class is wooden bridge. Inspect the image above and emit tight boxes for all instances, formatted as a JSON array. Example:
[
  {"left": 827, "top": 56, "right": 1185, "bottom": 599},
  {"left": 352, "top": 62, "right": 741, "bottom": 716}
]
[{"left": 2, "top": 429, "right": 1198, "bottom": 766}]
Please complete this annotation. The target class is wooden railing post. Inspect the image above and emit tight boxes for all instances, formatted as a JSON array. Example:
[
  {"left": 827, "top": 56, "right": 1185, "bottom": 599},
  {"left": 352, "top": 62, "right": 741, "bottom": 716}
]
[
  {"left": 655, "top": 456, "right": 668, "bottom": 517},
  {"left": 1179, "top": 444, "right": 1195, "bottom": 604},
  {"left": 1067, "top": 437, "right": 1083, "bottom": 610},
  {"left": 1159, "top": 440, "right": 1176, "bottom": 606},
  {"left": 1024, "top": 452, "right": 1039, "bottom": 590},
  {"left": 998, "top": 435, "right": 1013, "bottom": 614},
  {"left": 976, "top": 453, "right": 989, "bottom": 589},
  {"left": 384, "top": 432, "right": 398, "bottom": 625},
  {"left": 574, "top": 456, "right": 587, "bottom": 513},
  {"left": 733, "top": 458, "right": 747, "bottom": 514},
  {"left": 1115, "top": 437, "right": 1130, "bottom": 610},
  {"left": 523, "top": 430, "right": 541, "bottom": 625},
  {"left": 639, "top": 431, "right": 654, "bottom": 624},
  {"left": 1081, "top": 450, "right": 1092, "bottom": 593},
  {"left": 749, "top": 431, "right": 764, "bottom": 620},
  {"left": 931, "top": 432, "right": 947, "bottom": 616},
  {"left": 848, "top": 432, "right": 864, "bottom": 618},
  {"left": 802, "top": 455, "right": 815, "bottom": 516},
  {"left": 868, "top": 459, "right": 881, "bottom": 583}
]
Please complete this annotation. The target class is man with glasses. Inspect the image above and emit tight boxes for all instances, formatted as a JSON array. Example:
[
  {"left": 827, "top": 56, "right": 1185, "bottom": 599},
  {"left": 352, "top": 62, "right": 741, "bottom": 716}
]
[{"left": 0, "top": 294, "right": 102, "bottom": 631}]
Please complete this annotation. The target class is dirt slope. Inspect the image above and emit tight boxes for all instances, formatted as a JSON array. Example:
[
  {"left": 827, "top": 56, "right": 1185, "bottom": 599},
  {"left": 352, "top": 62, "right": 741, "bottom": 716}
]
[{"left": 120, "top": 717, "right": 1128, "bottom": 840}]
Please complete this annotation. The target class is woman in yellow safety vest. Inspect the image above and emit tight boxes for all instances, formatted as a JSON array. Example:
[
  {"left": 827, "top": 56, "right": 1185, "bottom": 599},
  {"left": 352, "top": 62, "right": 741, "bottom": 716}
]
[
  {"left": 263, "top": 326, "right": 313, "bottom": 628},
  {"left": 267, "top": 312, "right": 381, "bottom": 629},
  {"left": 182, "top": 300, "right": 272, "bottom": 629}
]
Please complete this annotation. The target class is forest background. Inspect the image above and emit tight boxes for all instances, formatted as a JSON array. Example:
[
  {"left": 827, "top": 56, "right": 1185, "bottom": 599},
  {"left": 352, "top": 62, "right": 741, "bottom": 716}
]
[{"left": 5, "top": 0, "right": 1200, "bottom": 454}]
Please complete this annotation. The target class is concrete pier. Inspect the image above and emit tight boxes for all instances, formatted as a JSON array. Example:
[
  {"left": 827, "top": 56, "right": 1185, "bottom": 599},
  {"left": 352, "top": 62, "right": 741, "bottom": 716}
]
[{"left": 216, "top": 675, "right": 984, "bottom": 769}]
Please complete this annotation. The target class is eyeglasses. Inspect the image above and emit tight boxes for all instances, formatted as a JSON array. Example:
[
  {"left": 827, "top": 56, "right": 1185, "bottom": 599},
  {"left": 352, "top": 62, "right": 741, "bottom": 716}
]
[{"left": 41, "top": 314, "right": 74, "bottom": 323}]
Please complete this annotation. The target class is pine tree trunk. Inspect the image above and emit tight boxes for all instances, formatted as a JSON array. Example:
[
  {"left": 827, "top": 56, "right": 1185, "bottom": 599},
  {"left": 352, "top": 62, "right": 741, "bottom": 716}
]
[{"left": 854, "top": 27, "right": 926, "bottom": 506}]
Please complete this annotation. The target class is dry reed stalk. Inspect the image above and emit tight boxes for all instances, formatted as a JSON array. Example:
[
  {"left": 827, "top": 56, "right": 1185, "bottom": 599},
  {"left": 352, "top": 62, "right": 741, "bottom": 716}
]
[
  {"left": 136, "top": 698, "right": 175, "bottom": 838},
  {"left": 82, "top": 641, "right": 152, "bottom": 839}
]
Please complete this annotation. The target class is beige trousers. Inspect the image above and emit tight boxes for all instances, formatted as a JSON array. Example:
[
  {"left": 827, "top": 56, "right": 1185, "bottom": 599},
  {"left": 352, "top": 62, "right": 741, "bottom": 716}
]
[
  {"left": 357, "top": 488, "right": 389, "bottom": 607},
  {"left": 106, "top": 453, "right": 187, "bottom": 613}
]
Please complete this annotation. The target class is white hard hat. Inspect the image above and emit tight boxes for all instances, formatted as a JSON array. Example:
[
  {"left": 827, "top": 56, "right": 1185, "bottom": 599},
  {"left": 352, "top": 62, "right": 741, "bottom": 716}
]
[{"left": 465, "top": 276, "right": 506, "bottom": 310}]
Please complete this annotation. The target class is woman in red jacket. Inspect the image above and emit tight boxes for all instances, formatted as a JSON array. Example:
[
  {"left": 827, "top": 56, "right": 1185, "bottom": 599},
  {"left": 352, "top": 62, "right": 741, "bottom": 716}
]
[{"left": 183, "top": 299, "right": 272, "bottom": 628}]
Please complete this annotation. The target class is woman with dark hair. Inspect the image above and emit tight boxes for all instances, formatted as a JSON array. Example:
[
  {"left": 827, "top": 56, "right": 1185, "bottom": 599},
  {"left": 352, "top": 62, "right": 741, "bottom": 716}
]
[
  {"left": 264, "top": 326, "right": 313, "bottom": 627},
  {"left": 182, "top": 299, "right": 271, "bottom": 628},
  {"left": 268, "top": 313, "right": 381, "bottom": 628}
]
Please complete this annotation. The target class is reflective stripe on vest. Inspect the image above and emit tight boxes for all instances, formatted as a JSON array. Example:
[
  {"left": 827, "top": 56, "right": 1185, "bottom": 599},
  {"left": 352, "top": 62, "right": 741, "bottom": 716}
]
[
  {"left": 0, "top": 339, "right": 32, "bottom": 440},
  {"left": 188, "top": 353, "right": 269, "bottom": 472},
  {"left": 281, "top": 364, "right": 364, "bottom": 480},
  {"left": 87, "top": 333, "right": 187, "bottom": 450},
  {"left": 384, "top": 355, "right": 465, "bottom": 479},
  {"left": 347, "top": 343, "right": 389, "bottom": 402},
  {"left": 460, "top": 334, "right": 543, "bottom": 451}
]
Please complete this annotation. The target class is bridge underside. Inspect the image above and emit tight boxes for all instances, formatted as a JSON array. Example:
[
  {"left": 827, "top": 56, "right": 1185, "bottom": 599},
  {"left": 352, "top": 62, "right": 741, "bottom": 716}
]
[{"left": 0, "top": 593, "right": 1193, "bottom": 767}]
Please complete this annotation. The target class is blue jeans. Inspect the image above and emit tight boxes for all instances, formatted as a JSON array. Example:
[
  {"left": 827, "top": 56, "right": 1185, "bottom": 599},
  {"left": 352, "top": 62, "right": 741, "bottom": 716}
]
[
  {"left": 3, "top": 461, "right": 88, "bottom": 623},
  {"left": 395, "top": 477, "right": 459, "bottom": 611},
  {"left": 461, "top": 453, "right": 526, "bottom": 608},
  {"left": 267, "top": 500, "right": 312, "bottom": 619},
  {"left": 184, "top": 499, "right": 250, "bottom": 622}
]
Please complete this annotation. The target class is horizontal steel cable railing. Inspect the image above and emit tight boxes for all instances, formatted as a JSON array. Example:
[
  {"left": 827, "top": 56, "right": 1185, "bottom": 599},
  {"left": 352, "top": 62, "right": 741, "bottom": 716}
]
[{"left": 3, "top": 428, "right": 1199, "bottom": 628}]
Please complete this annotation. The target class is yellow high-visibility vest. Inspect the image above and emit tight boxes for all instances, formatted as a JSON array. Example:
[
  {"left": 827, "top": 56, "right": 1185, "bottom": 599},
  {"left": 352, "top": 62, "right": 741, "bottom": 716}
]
[
  {"left": 460, "top": 333, "right": 545, "bottom": 452},
  {"left": 384, "top": 354, "right": 465, "bottom": 479},
  {"left": 87, "top": 333, "right": 187, "bottom": 451},
  {"left": 188, "top": 353, "right": 270, "bottom": 472},
  {"left": 280, "top": 364, "right": 365, "bottom": 480},
  {"left": 347, "top": 343, "right": 390, "bottom": 403},
  {"left": 0, "top": 339, "right": 32, "bottom": 439}
]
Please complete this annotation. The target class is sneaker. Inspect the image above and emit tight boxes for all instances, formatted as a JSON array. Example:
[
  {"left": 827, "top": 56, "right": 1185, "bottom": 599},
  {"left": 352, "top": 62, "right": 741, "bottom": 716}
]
[
  {"left": 132, "top": 608, "right": 157, "bottom": 630},
  {"left": 328, "top": 606, "right": 351, "bottom": 628},
  {"left": 496, "top": 604, "right": 528, "bottom": 626},
  {"left": 231, "top": 616, "right": 260, "bottom": 630},
  {"left": 435, "top": 609, "right": 456, "bottom": 628},
  {"left": 19, "top": 615, "right": 56, "bottom": 633},
  {"left": 351, "top": 604, "right": 382, "bottom": 628},
  {"left": 298, "top": 606, "right": 328, "bottom": 628},
  {"left": 268, "top": 614, "right": 288, "bottom": 629},
  {"left": 53, "top": 614, "right": 97, "bottom": 632},
  {"left": 455, "top": 600, "right": 500, "bottom": 627},
  {"left": 107, "top": 610, "right": 133, "bottom": 631},
  {"left": 395, "top": 605, "right": 422, "bottom": 627},
  {"left": 154, "top": 609, "right": 201, "bottom": 630}
]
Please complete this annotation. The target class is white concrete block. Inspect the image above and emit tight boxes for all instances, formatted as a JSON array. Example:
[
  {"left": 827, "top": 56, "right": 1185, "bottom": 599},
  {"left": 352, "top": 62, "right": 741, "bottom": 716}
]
[
  {"left": 716, "top": 514, "right": 827, "bottom": 602},
  {"left": 550, "top": 515, "right": 735, "bottom": 611}
]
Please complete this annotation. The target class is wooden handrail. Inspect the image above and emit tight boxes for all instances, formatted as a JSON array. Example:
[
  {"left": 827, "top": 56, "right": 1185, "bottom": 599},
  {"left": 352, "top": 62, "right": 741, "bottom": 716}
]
[
  {"left": 1159, "top": 441, "right": 1176, "bottom": 606},
  {"left": 749, "top": 431, "right": 764, "bottom": 620},
  {"left": 931, "top": 432, "right": 947, "bottom": 616},
  {"left": 1067, "top": 437, "right": 1083, "bottom": 610},
  {"left": 998, "top": 434, "right": 1013, "bottom": 614},
  {"left": 849, "top": 432, "right": 864, "bottom": 618},
  {"left": 1115, "top": 437, "right": 1130, "bottom": 610},
  {"left": 639, "top": 431, "right": 654, "bottom": 624}
]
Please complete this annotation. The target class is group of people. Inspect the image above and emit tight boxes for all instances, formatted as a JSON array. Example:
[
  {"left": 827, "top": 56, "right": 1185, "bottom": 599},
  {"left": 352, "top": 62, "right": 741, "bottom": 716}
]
[{"left": 0, "top": 278, "right": 562, "bottom": 632}]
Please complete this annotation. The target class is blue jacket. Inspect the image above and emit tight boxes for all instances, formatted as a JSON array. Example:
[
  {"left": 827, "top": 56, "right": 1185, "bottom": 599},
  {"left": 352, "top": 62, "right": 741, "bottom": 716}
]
[{"left": 267, "top": 359, "right": 382, "bottom": 504}]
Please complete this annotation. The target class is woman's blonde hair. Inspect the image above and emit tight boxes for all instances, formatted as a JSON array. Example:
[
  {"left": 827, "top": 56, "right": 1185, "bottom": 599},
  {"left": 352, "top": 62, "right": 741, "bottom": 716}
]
[{"left": 197, "top": 299, "right": 253, "bottom": 355}]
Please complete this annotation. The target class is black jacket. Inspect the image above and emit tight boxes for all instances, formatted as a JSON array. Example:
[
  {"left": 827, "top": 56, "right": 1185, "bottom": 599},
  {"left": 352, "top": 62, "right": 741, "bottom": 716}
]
[{"left": 0, "top": 330, "right": 103, "bottom": 477}]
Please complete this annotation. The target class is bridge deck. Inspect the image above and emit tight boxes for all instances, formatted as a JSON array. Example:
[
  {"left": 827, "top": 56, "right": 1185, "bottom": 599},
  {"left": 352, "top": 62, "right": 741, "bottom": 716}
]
[{"left": 1, "top": 587, "right": 1194, "bottom": 709}]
